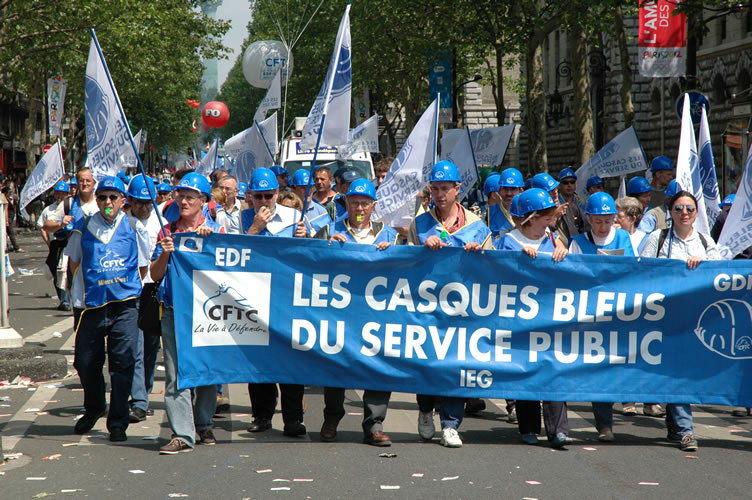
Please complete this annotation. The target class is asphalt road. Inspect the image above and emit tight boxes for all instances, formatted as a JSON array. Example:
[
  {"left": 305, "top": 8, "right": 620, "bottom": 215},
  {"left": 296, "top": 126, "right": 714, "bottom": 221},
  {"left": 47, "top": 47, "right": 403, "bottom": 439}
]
[{"left": 2, "top": 230, "right": 752, "bottom": 500}]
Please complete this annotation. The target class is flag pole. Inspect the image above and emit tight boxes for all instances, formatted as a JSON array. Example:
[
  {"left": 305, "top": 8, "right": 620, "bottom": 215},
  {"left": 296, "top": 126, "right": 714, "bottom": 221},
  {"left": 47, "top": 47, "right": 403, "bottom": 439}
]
[
  {"left": 299, "top": 113, "right": 326, "bottom": 223},
  {"left": 89, "top": 29, "right": 167, "bottom": 239},
  {"left": 57, "top": 137, "right": 65, "bottom": 180},
  {"left": 432, "top": 94, "right": 439, "bottom": 165},
  {"left": 254, "top": 120, "right": 276, "bottom": 163},
  {"left": 465, "top": 125, "right": 484, "bottom": 206},
  {"left": 211, "top": 136, "right": 220, "bottom": 172}
]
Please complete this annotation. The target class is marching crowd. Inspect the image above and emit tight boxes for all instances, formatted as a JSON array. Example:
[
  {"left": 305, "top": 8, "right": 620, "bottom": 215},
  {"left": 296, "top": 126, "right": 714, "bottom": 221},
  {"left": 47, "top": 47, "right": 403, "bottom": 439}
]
[{"left": 32, "top": 155, "right": 747, "bottom": 455}]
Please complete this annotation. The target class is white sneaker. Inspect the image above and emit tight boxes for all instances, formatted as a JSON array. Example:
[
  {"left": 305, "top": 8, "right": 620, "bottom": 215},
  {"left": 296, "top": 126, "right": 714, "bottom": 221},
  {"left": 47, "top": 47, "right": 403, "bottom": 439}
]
[
  {"left": 418, "top": 410, "right": 436, "bottom": 440},
  {"left": 440, "top": 427, "right": 462, "bottom": 448}
]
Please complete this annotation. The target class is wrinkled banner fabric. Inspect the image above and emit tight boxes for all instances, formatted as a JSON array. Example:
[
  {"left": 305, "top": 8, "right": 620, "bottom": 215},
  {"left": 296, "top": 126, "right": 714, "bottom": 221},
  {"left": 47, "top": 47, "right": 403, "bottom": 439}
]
[{"left": 171, "top": 233, "right": 752, "bottom": 406}]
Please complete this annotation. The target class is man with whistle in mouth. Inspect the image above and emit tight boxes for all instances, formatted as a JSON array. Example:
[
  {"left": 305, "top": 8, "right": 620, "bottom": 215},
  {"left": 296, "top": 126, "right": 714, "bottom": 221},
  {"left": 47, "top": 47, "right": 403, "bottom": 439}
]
[{"left": 314, "top": 178, "right": 399, "bottom": 446}]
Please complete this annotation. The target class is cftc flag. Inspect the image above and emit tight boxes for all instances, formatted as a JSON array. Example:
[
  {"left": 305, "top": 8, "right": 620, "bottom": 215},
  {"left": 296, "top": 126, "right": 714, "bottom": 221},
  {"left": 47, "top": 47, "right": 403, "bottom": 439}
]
[
  {"left": 337, "top": 114, "right": 379, "bottom": 159},
  {"left": 84, "top": 38, "right": 133, "bottom": 180},
  {"left": 676, "top": 94, "right": 710, "bottom": 235},
  {"left": 20, "top": 141, "right": 65, "bottom": 219},
  {"left": 299, "top": 4, "right": 351, "bottom": 149},
  {"left": 373, "top": 98, "right": 439, "bottom": 227},
  {"left": 254, "top": 68, "right": 282, "bottom": 123},
  {"left": 638, "top": 0, "right": 686, "bottom": 77},
  {"left": 224, "top": 112, "right": 277, "bottom": 184},
  {"left": 718, "top": 143, "right": 752, "bottom": 259},
  {"left": 698, "top": 106, "right": 721, "bottom": 229}
]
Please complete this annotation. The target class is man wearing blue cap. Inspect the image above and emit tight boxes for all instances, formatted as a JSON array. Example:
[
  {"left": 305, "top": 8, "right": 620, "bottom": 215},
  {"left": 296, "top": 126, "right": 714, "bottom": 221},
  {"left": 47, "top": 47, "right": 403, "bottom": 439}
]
[
  {"left": 586, "top": 175, "right": 605, "bottom": 194},
  {"left": 64, "top": 176, "right": 151, "bottom": 442},
  {"left": 156, "top": 182, "right": 172, "bottom": 209},
  {"left": 289, "top": 169, "right": 332, "bottom": 235},
  {"left": 271, "top": 165, "right": 290, "bottom": 191},
  {"left": 330, "top": 168, "right": 361, "bottom": 222},
  {"left": 557, "top": 167, "right": 584, "bottom": 209},
  {"left": 532, "top": 173, "right": 589, "bottom": 245},
  {"left": 407, "top": 161, "right": 493, "bottom": 448},
  {"left": 648, "top": 155, "right": 675, "bottom": 209},
  {"left": 488, "top": 168, "right": 524, "bottom": 241},
  {"left": 314, "top": 178, "right": 399, "bottom": 446}
]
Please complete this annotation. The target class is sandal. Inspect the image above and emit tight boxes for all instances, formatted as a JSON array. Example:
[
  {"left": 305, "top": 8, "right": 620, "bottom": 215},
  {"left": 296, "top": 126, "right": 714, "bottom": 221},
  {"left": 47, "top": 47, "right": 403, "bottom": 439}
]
[{"left": 622, "top": 405, "right": 637, "bottom": 416}]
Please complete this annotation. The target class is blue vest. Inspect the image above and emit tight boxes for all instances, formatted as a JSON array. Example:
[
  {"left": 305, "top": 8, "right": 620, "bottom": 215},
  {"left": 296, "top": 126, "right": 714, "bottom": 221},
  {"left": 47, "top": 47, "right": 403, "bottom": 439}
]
[
  {"left": 414, "top": 209, "right": 491, "bottom": 247},
  {"left": 327, "top": 219, "right": 399, "bottom": 245},
  {"left": 495, "top": 230, "right": 557, "bottom": 252},
  {"left": 79, "top": 213, "right": 142, "bottom": 309},
  {"left": 157, "top": 217, "right": 223, "bottom": 307},
  {"left": 487, "top": 204, "right": 515, "bottom": 240},
  {"left": 571, "top": 228, "right": 635, "bottom": 256},
  {"left": 240, "top": 208, "right": 297, "bottom": 237},
  {"left": 305, "top": 203, "right": 333, "bottom": 235}
]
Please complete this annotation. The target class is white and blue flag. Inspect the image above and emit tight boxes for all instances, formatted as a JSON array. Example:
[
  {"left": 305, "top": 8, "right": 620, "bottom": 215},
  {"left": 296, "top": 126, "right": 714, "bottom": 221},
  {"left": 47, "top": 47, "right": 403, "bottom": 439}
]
[
  {"left": 440, "top": 127, "right": 477, "bottom": 201},
  {"left": 20, "top": 141, "right": 65, "bottom": 219},
  {"left": 676, "top": 93, "right": 710, "bottom": 235},
  {"left": 337, "top": 114, "right": 379, "bottom": 159},
  {"left": 197, "top": 137, "right": 219, "bottom": 177},
  {"left": 299, "top": 4, "right": 351, "bottom": 149},
  {"left": 718, "top": 143, "right": 752, "bottom": 259},
  {"left": 373, "top": 97, "right": 439, "bottom": 227},
  {"left": 254, "top": 68, "right": 282, "bottom": 124},
  {"left": 698, "top": 106, "right": 721, "bottom": 229},
  {"left": 224, "top": 112, "right": 277, "bottom": 184},
  {"left": 84, "top": 38, "right": 133, "bottom": 180}
]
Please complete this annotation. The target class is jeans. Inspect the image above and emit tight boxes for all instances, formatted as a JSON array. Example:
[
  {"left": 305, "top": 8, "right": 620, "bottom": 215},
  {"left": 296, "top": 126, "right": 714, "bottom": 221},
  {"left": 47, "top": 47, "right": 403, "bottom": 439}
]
[
  {"left": 73, "top": 300, "right": 138, "bottom": 432},
  {"left": 416, "top": 395, "right": 464, "bottom": 430},
  {"left": 162, "top": 308, "right": 216, "bottom": 446},
  {"left": 129, "top": 328, "right": 161, "bottom": 412},
  {"left": 592, "top": 402, "right": 614, "bottom": 430},
  {"left": 666, "top": 403, "right": 694, "bottom": 437}
]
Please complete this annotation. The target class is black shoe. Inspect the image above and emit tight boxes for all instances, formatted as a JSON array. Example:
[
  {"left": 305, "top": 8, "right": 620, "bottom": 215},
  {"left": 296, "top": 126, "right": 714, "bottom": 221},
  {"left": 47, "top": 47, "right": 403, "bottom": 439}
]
[
  {"left": 283, "top": 420, "right": 307, "bottom": 437},
  {"left": 129, "top": 407, "right": 147, "bottom": 423},
  {"left": 74, "top": 408, "right": 107, "bottom": 434},
  {"left": 247, "top": 418, "right": 272, "bottom": 433},
  {"left": 57, "top": 303, "right": 71, "bottom": 311},
  {"left": 465, "top": 398, "right": 486, "bottom": 415},
  {"left": 109, "top": 427, "right": 127, "bottom": 442},
  {"left": 146, "top": 408, "right": 155, "bottom": 417}
]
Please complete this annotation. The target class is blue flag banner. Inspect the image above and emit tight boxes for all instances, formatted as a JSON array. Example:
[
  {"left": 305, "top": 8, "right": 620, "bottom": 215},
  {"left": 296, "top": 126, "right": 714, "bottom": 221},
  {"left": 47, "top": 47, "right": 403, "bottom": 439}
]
[{"left": 170, "top": 234, "right": 752, "bottom": 406}]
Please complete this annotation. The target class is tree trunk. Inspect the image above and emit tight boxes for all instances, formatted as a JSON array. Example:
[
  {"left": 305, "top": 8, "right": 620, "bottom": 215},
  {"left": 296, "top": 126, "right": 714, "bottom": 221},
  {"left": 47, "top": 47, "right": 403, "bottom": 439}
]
[
  {"left": 614, "top": 2, "right": 634, "bottom": 128},
  {"left": 569, "top": 21, "right": 595, "bottom": 165},
  {"left": 526, "top": 36, "right": 547, "bottom": 174},
  {"left": 23, "top": 86, "right": 42, "bottom": 173}
]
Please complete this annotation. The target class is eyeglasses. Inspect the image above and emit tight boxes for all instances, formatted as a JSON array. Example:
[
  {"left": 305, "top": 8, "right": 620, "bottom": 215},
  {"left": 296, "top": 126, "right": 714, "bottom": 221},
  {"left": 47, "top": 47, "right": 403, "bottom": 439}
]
[
  {"left": 96, "top": 194, "right": 121, "bottom": 202},
  {"left": 673, "top": 205, "right": 696, "bottom": 213},
  {"left": 253, "top": 193, "right": 275, "bottom": 200},
  {"left": 560, "top": 179, "right": 576, "bottom": 185},
  {"left": 348, "top": 200, "right": 374, "bottom": 208},
  {"left": 131, "top": 199, "right": 152, "bottom": 206}
]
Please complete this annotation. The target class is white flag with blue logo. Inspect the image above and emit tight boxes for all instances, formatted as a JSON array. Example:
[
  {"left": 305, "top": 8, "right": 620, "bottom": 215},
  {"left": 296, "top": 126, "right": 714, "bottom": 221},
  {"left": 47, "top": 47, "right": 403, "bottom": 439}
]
[
  {"left": 254, "top": 69, "right": 282, "bottom": 123},
  {"left": 574, "top": 126, "right": 648, "bottom": 200},
  {"left": 439, "top": 128, "right": 477, "bottom": 201},
  {"left": 225, "top": 112, "right": 277, "bottom": 184},
  {"left": 197, "top": 137, "right": 219, "bottom": 177},
  {"left": 299, "top": 4, "right": 351, "bottom": 149},
  {"left": 84, "top": 38, "right": 132, "bottom": 180},
  {"left": 373, "top": 98, "right": 439, "bottom": 227},
  {"left": 19, "top": 141, "right": 65, "bottom": 219},
  {"left": 120, "top": 129, "right": 141, "bottom": 168},
  {"left": 698, "top": 106, "right": 721, "bottom": 229},
  {"left": 337, "top": 114, "right": 379, "bottom": 159},
  {"left": 442, "top": 126, "right": 515, "bottom": 167},
  {"left": 676, "top": 94, "right": 710, "bottom": 235},
  {"left": 718, "top": 143, "right": 752, "bottom": 259}
]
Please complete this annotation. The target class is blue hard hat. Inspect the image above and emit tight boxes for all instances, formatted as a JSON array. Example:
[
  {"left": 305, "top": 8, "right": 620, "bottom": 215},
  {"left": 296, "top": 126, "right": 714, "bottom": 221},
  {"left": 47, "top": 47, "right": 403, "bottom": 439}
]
[
  {"left": 719, "top": 194, "right": 735, "bottom": 208},
  {"left": 499, "top": 168, "right": 525, "bottom": 188},
  {"left": 664, "top": 179, "right": 679, "bottom": 198},
  {"left": 511, "top": 188, "right": 555, "bottom": 217},
  {"left": 156, "top": 182, "right": 172, "bottom": 193},
  {"left": 586, "top": 175, "right": 604, "bottom": 189},
  {"left": 346, "top": 178, "right": 377, "bottom": 200},
  {"left": 524, "top": 178, "right": 533, "bottom": 190},
  {"left": 651, "top": 155, "right": 673, "bottom": 172},
  {"left": 289, "top": 169, "right": 313, "bottom": 187},
  {"left": 531, "top": 173, "right": 560, "bottom": 192},
  {"left": 54, "top": 181, "right": 70, "bottom": 193},
  {"left": 271, "top": 165, "right": 288, "bottom": 177},
  {"left": 69, "top": 177, "right": 78, "bottom": 186},
  {"left": 116, "top": 170, "right": 126, "bottom": 179},
  {"left": 430, "top": 161, "right": 461, "bottom": 183},
  {"left": 483, "top": 173, "right": 501, "bottom": 194},
  {"left": 174, "top": 172, "right": 212, "bottom": 199},
  {"left": 584, "top": 192, "right": 617, "bottom": 215},
  {"left": 627, "top": 176, "right": 652, "bottom": 195},
  {"left": 152, "top": 177, "right": 159, "bottom": 185},
  {"left": 123, "top": 175, "right": 132, "bottom": 185},
  {"left": 237, "top": 182, "right": 247, "bottom": 199},
  {"left": 95, "top": 176, "right": 127, "bottom": 196},
  {"left": 249, "top": 168, "right": 280, "bottom": 192},
  {"left": 558, "top": 168, "right": 577, "bottom": 181},
  {"left": 127, "top": 174, "right": 157, "bottom": 200}
]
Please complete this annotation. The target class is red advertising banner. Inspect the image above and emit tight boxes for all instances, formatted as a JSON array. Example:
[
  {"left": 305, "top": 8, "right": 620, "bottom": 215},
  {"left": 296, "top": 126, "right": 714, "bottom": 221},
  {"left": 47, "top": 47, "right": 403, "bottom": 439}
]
[{"left": 638, "top": 0, "right": 686, "bottom": 78}]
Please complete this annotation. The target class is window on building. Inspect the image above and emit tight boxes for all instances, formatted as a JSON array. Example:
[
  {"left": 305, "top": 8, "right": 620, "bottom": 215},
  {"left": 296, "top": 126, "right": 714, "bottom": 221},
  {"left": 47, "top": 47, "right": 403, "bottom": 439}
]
[
  {"left": 720, "top": 17, "right": 727, "bottom": 42},
  {"left": 737, "top": 69, "right": 751, "bottom": 100},
  {"left": 651, "top": 88, "right": 662, "bottom": 115},
  {"left": 713, "top": 74, "right": 727, "bottom": 105}
]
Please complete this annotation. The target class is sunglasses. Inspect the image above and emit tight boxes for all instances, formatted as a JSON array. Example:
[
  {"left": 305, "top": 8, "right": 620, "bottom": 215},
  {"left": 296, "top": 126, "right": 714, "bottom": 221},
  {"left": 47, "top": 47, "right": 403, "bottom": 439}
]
[
  {"left": 96, "top": 194, "right": 121, "bottom": 202},
  {"left": 673, "top": 205, "right": 696, "bottom": 213},
  {"left": 560, "top": 179, "right": 576, "bottom": 185},
  {"left": 253, "top": 193, "right": 275, "bottom": 200}
]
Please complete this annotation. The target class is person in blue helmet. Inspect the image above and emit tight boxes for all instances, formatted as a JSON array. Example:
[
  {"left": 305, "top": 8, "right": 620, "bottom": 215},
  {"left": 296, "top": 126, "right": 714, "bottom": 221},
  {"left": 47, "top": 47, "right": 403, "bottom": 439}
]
[
  {"left": 557, "top": 167, "right": 584, "bottom": 208},
  {"left": 488, "top": 168, "right": 524, "bottom": 243},
  {"left": 407, "top": 160, "right": 493, "bottom": 449},
  {"left": 330, "top": 168, "right": 361, "bottom": 222},
  {"left": 271, "top": 165, "right": 290, "bottom": 191},
  {"left": 627, "top": 176, "right": 653, "bottom": 214},
  {"left": 40, "top": 181, "right": 73, "bottom": 310},
  {"left": 289, "top": 169, "right": 333, "bottom": 236},
  {"left": 156, "top": 182, "right": 172, "bottom": 208},
  {"left": 150, "top": 172, "right": 225, "bottom": 454},
  {"left": 586, "top": 175, "right": 605, "bottom": 194},
  {"left": 648, "top": 155, "right": 675, "bottom": 208},
  {"left": 314, "top": 179, "right": 399, "bottom": 446},
  {"left": 637, "top": 180, "right": 679, "bottom": 234},
  {"left": 237, "top": 182, "right": 247, "bottom": 201},
  {"left": 124, "top": 174, "right": 164, "bottom": 424},
  {"left": 69, "top": 176, "right": 78, "bottom": 197},
  {"left": 569, "top": 192, "right": 634, "bottom": 443},
  {"left": 531, "top": 172, "right": 589, "bottom": 247},
  {"left": 482, "top": 172, "right": 501, "bottom": 217},
  {"left": 241, "top": 168, "right": 308, "bottom": 438},
  {"left": 64, "top": 176, "right": 151, "bottom": 443}
]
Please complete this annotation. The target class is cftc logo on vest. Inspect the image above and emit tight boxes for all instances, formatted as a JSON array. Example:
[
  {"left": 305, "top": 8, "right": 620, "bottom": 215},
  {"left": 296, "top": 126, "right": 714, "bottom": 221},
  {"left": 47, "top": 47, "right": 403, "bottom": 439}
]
[
  {"left": 192, "top": 270, "right": 271, "bottom": 347},
  {"left": 98, "top": 249, "right": 127, "bottom": 272}
]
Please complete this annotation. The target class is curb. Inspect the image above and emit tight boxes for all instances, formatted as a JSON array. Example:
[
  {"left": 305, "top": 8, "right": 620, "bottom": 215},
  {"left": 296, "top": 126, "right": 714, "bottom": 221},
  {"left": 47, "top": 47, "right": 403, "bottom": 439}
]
[{"left": 0, "top": 344, "right": 68, "bottom": 381}]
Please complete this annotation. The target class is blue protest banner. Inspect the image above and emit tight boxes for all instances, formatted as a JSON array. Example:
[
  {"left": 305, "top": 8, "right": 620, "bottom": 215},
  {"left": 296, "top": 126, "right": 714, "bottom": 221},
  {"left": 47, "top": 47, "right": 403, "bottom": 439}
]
[{"left": 170, "top": 233, "right": 752, "bottom": 406}]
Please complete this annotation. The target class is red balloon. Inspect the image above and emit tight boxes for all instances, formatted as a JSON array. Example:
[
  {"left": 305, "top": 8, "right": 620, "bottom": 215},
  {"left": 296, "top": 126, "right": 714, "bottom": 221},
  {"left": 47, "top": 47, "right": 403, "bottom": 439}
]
[{"left": 201, "top": 101, "right": 229, "bottom": 128}]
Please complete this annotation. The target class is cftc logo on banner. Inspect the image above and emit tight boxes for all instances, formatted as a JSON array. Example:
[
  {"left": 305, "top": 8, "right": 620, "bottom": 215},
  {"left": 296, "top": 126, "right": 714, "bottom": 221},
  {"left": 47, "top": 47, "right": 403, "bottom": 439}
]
[{"left": 192, "top": 271, "right": 271, "bottom": 347}]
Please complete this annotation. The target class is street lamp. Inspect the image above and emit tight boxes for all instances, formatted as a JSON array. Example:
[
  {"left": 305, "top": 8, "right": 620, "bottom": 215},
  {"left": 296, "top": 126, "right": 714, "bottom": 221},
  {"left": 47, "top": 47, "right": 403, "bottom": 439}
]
[
  {"left": 547, "top": 61, "right": 570, "bottom": 125},
  {"left": 453, "top": 74, "right": 483, "bottom": 127}
]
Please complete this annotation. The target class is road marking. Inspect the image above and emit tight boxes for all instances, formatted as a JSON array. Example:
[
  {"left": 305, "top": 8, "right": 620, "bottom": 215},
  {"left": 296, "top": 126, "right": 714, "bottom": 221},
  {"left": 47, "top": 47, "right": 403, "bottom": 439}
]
[{"left": 23, "top": 316, "right": 74, "bottom": 343}]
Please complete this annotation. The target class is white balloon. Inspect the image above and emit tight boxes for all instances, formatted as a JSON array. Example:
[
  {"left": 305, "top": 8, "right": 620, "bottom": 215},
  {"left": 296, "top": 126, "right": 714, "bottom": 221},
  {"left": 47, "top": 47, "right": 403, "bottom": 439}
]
[{"left": 242, "top": 40, "right": 293, "bottom": 89}]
